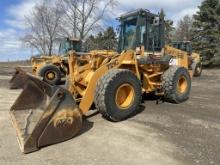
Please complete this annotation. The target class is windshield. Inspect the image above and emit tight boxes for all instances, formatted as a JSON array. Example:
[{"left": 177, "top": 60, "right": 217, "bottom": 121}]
[
  {"left": 118, "top": 14, "right": 164, "bottom": 53},
  {"left": 172, "top": 42, "right": 192, "bottom": 53},
  {"left": 58, "top": 40, "right": 81, "bottom": 55},
  {"left": 118, "top": 18, "right": 137, "bottom": 52}
]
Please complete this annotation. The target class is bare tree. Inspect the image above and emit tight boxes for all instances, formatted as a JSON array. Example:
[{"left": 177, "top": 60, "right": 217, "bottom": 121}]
[
  {"left": 59, "top": 0, "right": 118, "bottom": 39},
  {"left": 22, "top": 1, "right": 64, "bottom": 55},
  {"left": 174, "top": 15, "right": 194, "bottom": 41},
  {"left": 22, "top": 0, "right": 117, "bottom": 55}
]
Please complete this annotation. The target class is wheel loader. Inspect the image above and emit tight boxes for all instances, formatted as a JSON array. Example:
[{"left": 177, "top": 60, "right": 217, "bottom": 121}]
[
  {"left": 165, "top": 41, "right": 202, "bottom": 77},
  {"left": 10, "top": 9, "right": 192, "bottom": 153},
  {"left": 31, "top": 38, "right": 85, "bottom": 84},
  {"left": 10, "top": 38, "right": 89, "bottom": 89}
]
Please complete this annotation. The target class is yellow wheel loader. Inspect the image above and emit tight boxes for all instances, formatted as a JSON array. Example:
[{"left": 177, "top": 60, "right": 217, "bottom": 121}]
[
  {"left": 165, "top": 41, "right": 202, "bottom": 77},
  {"left": 9, "top": 38, "right": 88, "bottom": 89},
  {"left": 31, "top": 38, "right": 84, "bottom": 85},
  {"left": 10, "top": 9, "right": 192, "bottom": 153}
]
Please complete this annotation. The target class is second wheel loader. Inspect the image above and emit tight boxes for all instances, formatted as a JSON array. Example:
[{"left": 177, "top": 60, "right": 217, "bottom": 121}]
[
  {"left": 168, "top": 41, "right": 202, "bottom": 77},
  {"left": 31, "top": 38, "right": 83, "bottom": 85},
  {"left": 10, "top": 38, "right": 86, "bottom": 89},
  {"left": 10, "top": 9, "right": 192, "bottom": 153}
]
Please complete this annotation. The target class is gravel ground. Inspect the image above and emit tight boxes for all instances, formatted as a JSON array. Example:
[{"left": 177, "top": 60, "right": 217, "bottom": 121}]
[{"left": 0, "top": 65, "right": 219, "bottom": 165}]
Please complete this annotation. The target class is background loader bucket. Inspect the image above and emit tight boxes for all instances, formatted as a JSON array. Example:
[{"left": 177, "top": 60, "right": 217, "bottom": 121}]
[
  {"left": 10, "top": 71, "right": 82, "bottom": 153},
  {"left": 9, "top": 68, "right": 28, "bottom": 89}
]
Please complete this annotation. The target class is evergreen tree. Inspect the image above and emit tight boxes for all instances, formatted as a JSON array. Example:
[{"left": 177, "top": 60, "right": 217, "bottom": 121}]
[
  {"left": 96, "top": 32, "right": 104, "bottom": 49},
  {"left": 102, "top": 27, "right": 118, "bottom": 50},
  {"left": 85, "top": 27, "right": 117, "bottom": 51},
  {"left": 192, "top": 0, "right": 220, "bottom": 61},
  {"left": 160, "top": 9, "right": 175, "bottom": 44},
  {"left": 84, "top": 35, "right": 96, "bottom": 51}
]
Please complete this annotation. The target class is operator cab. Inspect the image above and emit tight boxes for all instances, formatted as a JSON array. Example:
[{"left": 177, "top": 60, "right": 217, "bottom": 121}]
[
  {"left": 117, "top": 9, "right": 165, "bottom": 54},
  {"left": 171, "top": 41, "right": 193, "bottom": 55},
  {"left": 58, "top": 38, "right": 82, "bottom": 55}
]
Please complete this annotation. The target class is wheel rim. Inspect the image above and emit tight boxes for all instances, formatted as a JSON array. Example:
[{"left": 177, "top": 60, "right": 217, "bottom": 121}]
[
  {"left": 196, "top": 65, "right": 201, "bottom": 73},
  {"left": 115, "top": 83, "right": 135, "bottom": 110},
  {"left": 177, "top": 75, "right": 187, "bottom": 93},
  {"left": 46, "top": 71, "right": 55, "bottom": 80}
]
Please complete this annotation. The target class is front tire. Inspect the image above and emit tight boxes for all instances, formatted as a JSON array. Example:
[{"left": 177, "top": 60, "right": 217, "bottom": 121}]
[
  {"left": 38, "top": 65, "right": 62, "bottom": 85},
  {"left": 162, "top": 66, "right": 191, "bottom": 103},
  {"left": 95, "top": 69, "right": 142, "bottom": 121}
]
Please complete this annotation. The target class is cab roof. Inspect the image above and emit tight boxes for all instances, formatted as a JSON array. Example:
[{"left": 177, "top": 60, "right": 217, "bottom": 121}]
[{"left": 118, "top": 8, "right": 158, "bottom": 20}]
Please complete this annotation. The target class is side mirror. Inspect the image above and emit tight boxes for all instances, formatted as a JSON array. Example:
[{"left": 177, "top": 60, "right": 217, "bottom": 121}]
[{"left": 153, "top": 17, "right": 160, "bottom": 26}]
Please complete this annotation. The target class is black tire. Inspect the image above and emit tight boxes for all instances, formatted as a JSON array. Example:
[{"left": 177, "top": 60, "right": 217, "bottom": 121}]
[
  {"left": 162, "top": 66, "right": 191, "bottom": 103},
  {"left": 192, "top": 62, "right": 202, "bottom": 77},
  {"left": 38, "top": 65, "right": 62, "bottom": 85},
  {"left": 94, "top": 69, "right": 142, "bottom": 121}
]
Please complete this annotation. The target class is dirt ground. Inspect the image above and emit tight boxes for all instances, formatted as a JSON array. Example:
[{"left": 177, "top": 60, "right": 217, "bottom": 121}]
[{"left": 0, "top": 62, "right": 219, "bottom": 165}]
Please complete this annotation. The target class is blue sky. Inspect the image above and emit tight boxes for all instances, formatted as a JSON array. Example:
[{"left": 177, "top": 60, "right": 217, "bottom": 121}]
[{"left": 0, "top": 0, "right": 203, "bottom": 61}]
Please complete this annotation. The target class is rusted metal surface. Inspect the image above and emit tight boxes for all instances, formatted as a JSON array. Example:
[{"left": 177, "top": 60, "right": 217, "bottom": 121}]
[
  {"left": 10, "top": 70, "right": 82, "bottom": 153},
  {"left": 9, "top": 68, "right": 28, "bottom": 89}
]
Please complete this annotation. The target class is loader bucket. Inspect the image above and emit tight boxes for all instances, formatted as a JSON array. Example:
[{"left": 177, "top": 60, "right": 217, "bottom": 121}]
[
  {"left": 10, "top": 70, "right": 82, "bottom": 153},
  {"left": 9, "top": 68, "right": 27, "bottom": 89}
]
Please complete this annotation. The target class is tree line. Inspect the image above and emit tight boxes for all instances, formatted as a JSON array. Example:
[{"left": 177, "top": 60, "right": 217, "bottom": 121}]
[
  {"left": 167, "top": 0, "right": 220, "bottom": 65},
  {"left": 22, "top": 0, "right": 220, "bottom": 65},
  {"left": 22, "top": 0, "right": 118, "bottom": 55}
]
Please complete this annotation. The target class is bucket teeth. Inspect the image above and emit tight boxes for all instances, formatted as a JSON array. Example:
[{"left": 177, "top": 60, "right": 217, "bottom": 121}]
[{"left": 10, "top": 70, "right": 82, "bottom": 153}]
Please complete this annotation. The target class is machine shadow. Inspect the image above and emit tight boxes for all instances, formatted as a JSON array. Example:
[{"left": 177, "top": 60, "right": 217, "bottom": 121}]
[
  {"left": 142, "top": 93, "right": 161, "bottom": 101},
  {"left": 78, "top": 118, "right": 94, "bottom": 136}
]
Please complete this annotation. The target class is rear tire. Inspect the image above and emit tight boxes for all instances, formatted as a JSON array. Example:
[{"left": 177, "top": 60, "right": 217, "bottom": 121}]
[
  {"left": 192, "top": 62, "right": 202, "bottom": 77},
  {"left": 38, "top": 65, "right": 62, "bottom": 85},
  {"left": 162, "top": 66, "right": 191, "bottom": 103},
  {"left": 95, "top": 69, "right": 142, "bottom": 121}
]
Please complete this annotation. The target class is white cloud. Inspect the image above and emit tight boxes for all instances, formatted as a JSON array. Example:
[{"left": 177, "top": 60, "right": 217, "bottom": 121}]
[
  {"left": 5, "top": 0, "right": 42, "bottom": 30},
  {"left": 0, "top": 0, "right": 204, "bottom": 61},
  {"left": 0, "top": 29, "right": 21, "bottom": 53},
  {"left": 117, "top": 0, "right": 201, "bottom": 12},
  {"left": 116, "top": 0, "right": 203, "bottom": 24},
  {"left": 171, "top": 7, "right": 199, "bottom": 26},
  {"left": 0, "top": 0, "right": 43, "bottom": 61},
  {"left": 4, "top": 19, "right": 27, "bottom": 30},
  {"left": 5, "top": 0, "right": 203, "bottom": 30},
  {"left": 0, "top": 28, "right": 30, "bottom": 61}
]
